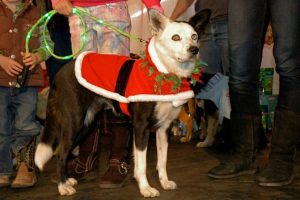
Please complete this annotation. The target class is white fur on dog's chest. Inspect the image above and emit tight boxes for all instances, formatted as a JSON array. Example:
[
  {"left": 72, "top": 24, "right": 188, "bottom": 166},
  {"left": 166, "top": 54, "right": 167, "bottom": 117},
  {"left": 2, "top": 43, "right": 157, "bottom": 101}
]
[{"left": 155, "top": 102, "right": 182, "bottom": 126}]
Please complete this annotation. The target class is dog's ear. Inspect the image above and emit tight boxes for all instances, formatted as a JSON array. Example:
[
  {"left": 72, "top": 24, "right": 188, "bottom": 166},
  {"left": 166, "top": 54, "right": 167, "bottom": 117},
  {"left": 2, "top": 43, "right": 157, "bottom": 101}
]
[
  {"left": 149, "top": 9, "right": 170, "bottom": 34},
  {"left": 188, "top": 9, "right": 211, "bottom": 36}
]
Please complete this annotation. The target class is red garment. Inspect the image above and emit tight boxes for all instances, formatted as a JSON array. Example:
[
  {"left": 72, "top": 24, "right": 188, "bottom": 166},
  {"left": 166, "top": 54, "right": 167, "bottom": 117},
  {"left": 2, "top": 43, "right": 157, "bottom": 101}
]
[{"left": 75, "top": 45, "right": 195, "bottom": 116}]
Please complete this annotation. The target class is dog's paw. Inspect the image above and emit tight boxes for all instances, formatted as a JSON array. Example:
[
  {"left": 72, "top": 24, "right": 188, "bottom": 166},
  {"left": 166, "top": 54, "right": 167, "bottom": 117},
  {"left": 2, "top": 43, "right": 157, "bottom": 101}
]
[
  {"left": 66, "top": 178, "right": 78, "bottom": 186},
  {"left": 140, "top": 186, "right": 160, "bottom": 198},
  {"left": 160, "top": 180, "right": 177, "bottom": 190},
  {"left": 58, "top": 182, "right": 76, "bottom": 196},
  {"left": 171, "top": 127, "right": 181, "bottom": 137},
  {"left": 179, "top": 137, "right": 189, "bottom": 143},
  {"left": 196, "top": 140, "right": 213, "bottom": 148}
]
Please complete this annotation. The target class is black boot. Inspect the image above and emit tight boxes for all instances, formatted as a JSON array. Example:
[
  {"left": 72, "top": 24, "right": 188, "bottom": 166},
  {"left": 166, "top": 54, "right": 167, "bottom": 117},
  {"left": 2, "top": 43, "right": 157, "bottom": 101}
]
[
  {"left": 99, "top": 112, "right": 131, "bottom": 188},
  {"left": 258, "top": 108, "right": 300, "bottom": 186},
  {"left": 208, "top": 114, "right": 260, "bottom": 179}
]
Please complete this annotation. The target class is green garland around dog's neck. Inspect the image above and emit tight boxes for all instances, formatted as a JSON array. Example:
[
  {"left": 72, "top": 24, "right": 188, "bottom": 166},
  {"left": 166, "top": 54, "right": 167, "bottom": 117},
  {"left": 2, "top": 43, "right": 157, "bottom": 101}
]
[{"left": 138, "top": 53, "right": 207, "bottom": 94}]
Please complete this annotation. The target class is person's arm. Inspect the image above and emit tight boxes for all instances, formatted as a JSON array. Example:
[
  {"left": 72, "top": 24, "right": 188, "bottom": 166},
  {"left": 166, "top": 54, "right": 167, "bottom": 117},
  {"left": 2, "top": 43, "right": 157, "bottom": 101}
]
[
  {"left": 142, "top": 0, "right": 164, "bottom": 13},
  {"left": 170, "top": 0, "right": 195, "bottom": 20},
  {"left": 51, "top": 0, "right": 73, "bottom": 16}
]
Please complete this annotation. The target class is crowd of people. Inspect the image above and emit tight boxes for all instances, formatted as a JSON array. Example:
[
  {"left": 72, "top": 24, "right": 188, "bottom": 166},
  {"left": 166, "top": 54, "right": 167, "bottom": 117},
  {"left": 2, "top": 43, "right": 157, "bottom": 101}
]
[{"left": 0, "top": 0, "right": 299, "bottom": 193}]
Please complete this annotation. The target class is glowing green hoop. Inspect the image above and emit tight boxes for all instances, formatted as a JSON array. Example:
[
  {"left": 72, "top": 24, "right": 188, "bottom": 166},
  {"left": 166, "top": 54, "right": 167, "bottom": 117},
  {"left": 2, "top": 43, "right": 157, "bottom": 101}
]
[
  {"left": 25, "top": 7, "right": 147, "bottom": 60},
  {"left": 25, "top": 8, "right": 87, "bottom": 60},
  {"left": 20, "top": 7, "right": 147, "bottom": 88}
]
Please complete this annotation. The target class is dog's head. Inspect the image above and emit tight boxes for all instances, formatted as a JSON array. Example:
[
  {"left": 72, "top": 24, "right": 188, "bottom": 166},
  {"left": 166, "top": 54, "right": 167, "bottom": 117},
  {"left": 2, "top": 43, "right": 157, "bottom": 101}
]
[{"left": 148, "top": 9, "right": 210, "bottom": 78}]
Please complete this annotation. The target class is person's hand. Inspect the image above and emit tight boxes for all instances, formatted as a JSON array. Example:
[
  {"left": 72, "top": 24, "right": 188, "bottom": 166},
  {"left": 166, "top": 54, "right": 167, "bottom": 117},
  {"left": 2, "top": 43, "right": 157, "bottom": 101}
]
[
  {"left": 53, "top": 0, "right": 73, "bottom": 16},
  {"left": 0, "top": 55, "right": 23, "bottom": 77},
  {"left": 21, "top": 52, "right": 41, "bottom": 71}
]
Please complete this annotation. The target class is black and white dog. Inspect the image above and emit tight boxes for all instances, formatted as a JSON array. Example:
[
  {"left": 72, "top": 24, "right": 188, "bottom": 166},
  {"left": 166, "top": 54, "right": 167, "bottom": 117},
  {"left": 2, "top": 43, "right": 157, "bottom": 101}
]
[{"left": 34, "top": 9, "right": 210, "bottom": 197}]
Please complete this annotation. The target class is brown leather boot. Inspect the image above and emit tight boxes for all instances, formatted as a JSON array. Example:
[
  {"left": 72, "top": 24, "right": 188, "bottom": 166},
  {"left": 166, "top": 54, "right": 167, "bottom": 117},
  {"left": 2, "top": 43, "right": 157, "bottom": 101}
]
[
  {"left": 99, "top": 112, "right": 131, "bottom": 188},
  {"left": 0, "top": 176, "right": 10, "bottom": 187},
  {"left": 11, "top": 162, "right": 37, "bottom": 188},
  {"left": 68, "top": 128, "right": 101, "bottom": 180},
  {"left": 11, "top": 139, "right": 37, "bottom": 188},
  {"left": 52, "top": 110, "right": 115, "bottom": 184},
  {"left": 51, "top": 118, "right": 103, "bottom": 183}
]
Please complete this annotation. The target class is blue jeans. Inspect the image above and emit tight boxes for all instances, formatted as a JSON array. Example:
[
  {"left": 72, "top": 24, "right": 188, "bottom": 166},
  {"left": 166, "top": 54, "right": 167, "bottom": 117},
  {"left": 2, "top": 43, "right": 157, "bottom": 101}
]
[
  {"left": 228, "top": 0, "right": 300, "bottom": 116},
  {"left": 199, "top": 17, "right": 229, "bottom": 75},
  {"left": 0, "top": 87, "right": 41, "bottom": 175}
]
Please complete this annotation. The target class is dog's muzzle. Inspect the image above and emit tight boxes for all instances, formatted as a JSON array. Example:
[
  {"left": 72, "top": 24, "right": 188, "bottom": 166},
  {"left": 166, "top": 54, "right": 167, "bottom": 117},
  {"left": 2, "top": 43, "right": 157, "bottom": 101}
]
[{"left": 188, "top": 46, "right": 199, "bottom": 55}]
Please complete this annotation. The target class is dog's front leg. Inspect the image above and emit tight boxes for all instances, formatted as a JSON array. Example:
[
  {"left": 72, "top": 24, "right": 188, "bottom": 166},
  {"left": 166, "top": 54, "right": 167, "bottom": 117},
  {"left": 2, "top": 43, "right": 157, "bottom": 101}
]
[
  {"left": 134, "top": 128, "right": 160, "bottom": 197},
  {"left": 156, "top": 127, "right": 177, "bottom": 190}
]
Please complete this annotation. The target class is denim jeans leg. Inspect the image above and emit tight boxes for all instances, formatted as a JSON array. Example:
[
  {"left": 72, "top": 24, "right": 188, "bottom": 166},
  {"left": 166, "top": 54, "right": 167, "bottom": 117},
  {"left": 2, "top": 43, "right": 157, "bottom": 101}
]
[
  {"left": 228, "top": 0, "right": 268, "bottom": 116},
  {"left": 199, "top": 19, "right": 229, "bottom": 75},
  {"left": 0, "top": 87, "right": 13, "bottom": 176},
  {"left": 199, "top": 36, "right": 221, "bottom": 74},
  {"left": 11, "top": 87, "right": 41, "bottom": 155},
  {"left": 270, "top": 0, "right": 300, "bottom": 112},
  {"left": 215, "top": 20, "right": 230, "bottom": 76}
]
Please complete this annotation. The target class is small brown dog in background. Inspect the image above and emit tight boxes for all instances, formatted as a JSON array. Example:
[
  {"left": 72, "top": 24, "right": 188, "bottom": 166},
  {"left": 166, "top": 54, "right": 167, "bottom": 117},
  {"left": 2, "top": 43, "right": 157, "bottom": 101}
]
[
  {"left": 171, "top": 98, "right": 196, "bottom": 143},
  {"left": 195, "top": 99, "right": 219, "bottom": 148},
  {"left": 171, "top": 98, "right": 220, "bottom": 147}
]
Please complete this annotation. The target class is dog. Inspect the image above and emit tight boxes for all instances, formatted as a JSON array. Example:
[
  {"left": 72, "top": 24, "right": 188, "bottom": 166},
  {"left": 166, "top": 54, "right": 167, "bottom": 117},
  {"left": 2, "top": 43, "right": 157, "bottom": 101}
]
[
  {"left": 170, "top": 72, "right": 223, "bottom": 146},
  {"left": 34, "top": 9, "right": 211, "bottom": 197},
  {"left": 170, "top": 97, "right": 221, "bottom": 147},
  {"left": 171, "top": 98, "right": 196, "bottom": 143},
  {"left": 195, "top": 98, "right": 220, "bottom": 147}
]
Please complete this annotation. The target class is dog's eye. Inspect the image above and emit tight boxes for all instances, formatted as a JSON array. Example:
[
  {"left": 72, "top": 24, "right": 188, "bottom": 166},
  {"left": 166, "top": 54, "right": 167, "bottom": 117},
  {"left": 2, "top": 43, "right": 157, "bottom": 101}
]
[
  {"left": 191, "top": 34, "right": 198, "bottom": 40},
  {"left": 172, "top": 34, "right": 181, "bottom": 41}
]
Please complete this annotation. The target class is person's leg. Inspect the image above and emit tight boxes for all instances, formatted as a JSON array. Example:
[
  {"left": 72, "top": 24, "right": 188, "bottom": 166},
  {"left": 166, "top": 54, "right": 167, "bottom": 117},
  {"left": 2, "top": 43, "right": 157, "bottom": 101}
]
[
  {"left": 0, "top": 87, "right": 13, "bottom": 187},
  {"left": 68, "top": 9, "right": 98, "bottom": 54},
  {"left": 92, "top": 3, "right": 131, "bottom": 56},
  {"left": 67, "top": 3, "right": 132, "bottom": 187},
  {"left": 65, "top": 8, "right": 101, "bottom": 181},
  {"left": 99, "top": 112, "right": 131, "bottom": 188},
  {"left": 208, "top": 0, "right": 269, "bottom": 178},
  {"left": 258, "top": 0, "right": 300, "bottom": 186},
  {"left": 10, "top": 87, "right": 41, "bottom": 188},
  {"left": 199, "top": 22, "right": 223, "bottom": 74},
  {"left": 91, "top": 2, "right": 132, "bottom": 188},
  {"left": 214, "top": 19, "right": 230, "bottom": 75}
]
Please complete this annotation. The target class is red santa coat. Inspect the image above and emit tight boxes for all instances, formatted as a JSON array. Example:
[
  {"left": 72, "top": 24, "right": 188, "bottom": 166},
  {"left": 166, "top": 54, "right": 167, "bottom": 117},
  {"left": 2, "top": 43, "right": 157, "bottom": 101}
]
[{"left": 75, "top": 40, "right": 197, "bottom": 116}]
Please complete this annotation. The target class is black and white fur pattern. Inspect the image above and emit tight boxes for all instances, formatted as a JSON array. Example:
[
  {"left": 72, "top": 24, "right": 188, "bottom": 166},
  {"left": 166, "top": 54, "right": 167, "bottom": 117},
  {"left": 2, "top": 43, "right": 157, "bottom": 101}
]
[{"left": 34, "top": 9, "right": 211, "bottom": 197}]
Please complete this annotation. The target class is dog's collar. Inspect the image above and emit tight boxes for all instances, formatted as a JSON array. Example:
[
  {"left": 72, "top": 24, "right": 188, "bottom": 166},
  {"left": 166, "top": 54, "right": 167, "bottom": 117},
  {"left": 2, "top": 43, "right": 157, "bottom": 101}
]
[{"left": 147, "top": 38, "right": 169, "bottom": 73}]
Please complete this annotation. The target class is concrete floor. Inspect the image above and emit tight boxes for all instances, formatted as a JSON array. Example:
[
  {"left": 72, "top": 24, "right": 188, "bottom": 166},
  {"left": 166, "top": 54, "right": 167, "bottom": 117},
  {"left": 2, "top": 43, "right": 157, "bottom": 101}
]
[{"left": 1, "top": 134, "right": 300, "bottom": 200}]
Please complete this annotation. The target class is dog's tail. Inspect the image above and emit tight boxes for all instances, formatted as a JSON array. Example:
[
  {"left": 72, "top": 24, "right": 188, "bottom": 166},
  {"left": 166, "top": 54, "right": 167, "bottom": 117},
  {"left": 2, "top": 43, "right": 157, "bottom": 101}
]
[{"left": 35, "top": 141, "right": 53, "bottom": 171}]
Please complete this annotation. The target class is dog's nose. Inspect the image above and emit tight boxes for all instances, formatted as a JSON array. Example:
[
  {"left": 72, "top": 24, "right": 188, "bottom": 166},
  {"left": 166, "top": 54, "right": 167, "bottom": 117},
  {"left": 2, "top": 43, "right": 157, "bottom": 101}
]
[{"left": 188, "top": 46, "right": 199, "bottom": 55}]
